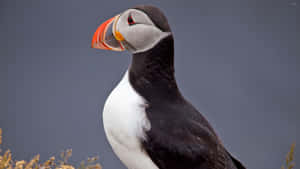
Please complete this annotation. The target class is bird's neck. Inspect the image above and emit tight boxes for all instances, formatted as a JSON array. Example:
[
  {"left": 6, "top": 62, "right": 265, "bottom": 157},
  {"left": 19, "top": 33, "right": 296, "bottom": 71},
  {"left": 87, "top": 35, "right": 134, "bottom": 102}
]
[{"left": 129, "top": 35, "right": 181, "bottom": 102}]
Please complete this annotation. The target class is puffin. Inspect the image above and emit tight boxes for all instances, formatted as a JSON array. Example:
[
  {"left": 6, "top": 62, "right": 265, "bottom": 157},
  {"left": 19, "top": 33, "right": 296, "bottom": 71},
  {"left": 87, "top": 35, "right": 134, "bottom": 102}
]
[{"left": 91, "top": 5, "right": 246, "bottom": 169}]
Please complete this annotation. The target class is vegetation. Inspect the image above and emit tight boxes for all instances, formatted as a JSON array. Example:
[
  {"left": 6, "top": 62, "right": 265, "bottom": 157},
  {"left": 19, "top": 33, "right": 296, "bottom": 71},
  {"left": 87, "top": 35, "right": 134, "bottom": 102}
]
[
  {"left": 0, "top": 128, "right": 296, "bottom": 169},
  {"left": 281, "top": 143, "right": 296, "bottom": 169},
  {"left": 0, "top": 128, "right": 101, "bottom": 169}
]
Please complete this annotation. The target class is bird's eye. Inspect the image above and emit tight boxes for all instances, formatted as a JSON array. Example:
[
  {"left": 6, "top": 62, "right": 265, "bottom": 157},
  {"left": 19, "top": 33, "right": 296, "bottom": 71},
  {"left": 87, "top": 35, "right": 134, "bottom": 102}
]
[{"left": 127, "top": 14, "right": 135, "bottom": 26}]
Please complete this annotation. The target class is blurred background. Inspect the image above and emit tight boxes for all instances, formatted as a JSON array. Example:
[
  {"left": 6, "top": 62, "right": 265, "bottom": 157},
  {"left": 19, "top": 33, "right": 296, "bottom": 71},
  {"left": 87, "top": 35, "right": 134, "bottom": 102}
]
[{"left": 0, "top": 0, "right": 298, "bottom": 169}]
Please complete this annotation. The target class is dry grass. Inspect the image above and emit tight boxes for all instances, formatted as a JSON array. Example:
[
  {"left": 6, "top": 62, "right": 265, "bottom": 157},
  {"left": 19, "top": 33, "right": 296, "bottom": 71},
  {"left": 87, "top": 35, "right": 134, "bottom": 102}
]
[
  {"left": 0, "top": 128, "right": 297, "bottom": 169},
  {"left": 281, "top": 143, "right": 296, "bottom": 169},
  {"left": 0, "top": 128, "right": 101, "bottom": 169}
]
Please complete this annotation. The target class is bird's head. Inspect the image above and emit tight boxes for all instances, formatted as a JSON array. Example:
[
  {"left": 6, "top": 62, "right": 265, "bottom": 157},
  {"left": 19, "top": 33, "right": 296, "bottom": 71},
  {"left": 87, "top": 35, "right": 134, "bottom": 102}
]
[{"left": 91, "top": 5, "right": 172, "bottom": 54}]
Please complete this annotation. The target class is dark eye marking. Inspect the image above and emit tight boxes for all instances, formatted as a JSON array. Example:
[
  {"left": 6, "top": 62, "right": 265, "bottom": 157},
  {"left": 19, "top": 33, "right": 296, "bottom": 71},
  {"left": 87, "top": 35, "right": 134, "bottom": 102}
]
[{"left": 127, "top": 14, "right": 136, "bottom": 26}]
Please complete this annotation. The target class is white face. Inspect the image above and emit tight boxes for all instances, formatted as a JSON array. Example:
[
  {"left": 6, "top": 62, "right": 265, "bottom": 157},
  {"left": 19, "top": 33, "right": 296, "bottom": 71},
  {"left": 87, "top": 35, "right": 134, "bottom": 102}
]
[{"left": 115, "top": 9, "right": 171, "bottom": 53}]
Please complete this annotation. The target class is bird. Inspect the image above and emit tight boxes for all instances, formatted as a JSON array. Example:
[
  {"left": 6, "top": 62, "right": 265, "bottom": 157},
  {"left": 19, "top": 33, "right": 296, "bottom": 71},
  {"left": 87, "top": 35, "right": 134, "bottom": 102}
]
[{"left": 91, "top": 5, "right": 246, "bottom": 169}]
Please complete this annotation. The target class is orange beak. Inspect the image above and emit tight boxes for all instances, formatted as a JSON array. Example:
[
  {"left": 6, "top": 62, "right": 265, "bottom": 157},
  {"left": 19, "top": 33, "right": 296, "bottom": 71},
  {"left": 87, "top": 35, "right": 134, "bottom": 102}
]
[{"left": 91, "top": 15, "right": 125, "bottom": 51}]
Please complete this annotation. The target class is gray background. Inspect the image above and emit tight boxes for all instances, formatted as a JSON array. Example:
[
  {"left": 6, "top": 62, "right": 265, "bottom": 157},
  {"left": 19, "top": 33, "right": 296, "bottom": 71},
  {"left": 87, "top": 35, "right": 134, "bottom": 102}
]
[{"left": 0, "top": 0, "right": 298, "bottom": 169}]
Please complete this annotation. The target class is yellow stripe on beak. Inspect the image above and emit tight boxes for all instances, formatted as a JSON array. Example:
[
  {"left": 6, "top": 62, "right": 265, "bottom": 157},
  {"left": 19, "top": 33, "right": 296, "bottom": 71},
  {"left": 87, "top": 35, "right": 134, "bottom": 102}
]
[
  {"left": 113, "top": 15, "right": 125, "bottom": 41},
  {"left": 114, "top": 31, "right": 125, "bottom": 41}
]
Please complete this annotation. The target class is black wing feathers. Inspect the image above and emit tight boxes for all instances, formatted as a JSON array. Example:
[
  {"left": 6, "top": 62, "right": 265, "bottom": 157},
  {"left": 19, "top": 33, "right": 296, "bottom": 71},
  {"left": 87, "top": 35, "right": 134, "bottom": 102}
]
[
  {"left": 228, "top": 152, "right": 246, "bottom": 169},
  {"left": 141, "top": 100, "right": 237, "bottom": 169}
]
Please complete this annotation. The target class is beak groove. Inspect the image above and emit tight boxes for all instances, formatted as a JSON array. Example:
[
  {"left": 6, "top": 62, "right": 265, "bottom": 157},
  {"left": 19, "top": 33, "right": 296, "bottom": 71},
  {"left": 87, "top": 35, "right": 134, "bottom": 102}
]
[{"left": 91, "top": 15, "right": 125, "bottom": 51}]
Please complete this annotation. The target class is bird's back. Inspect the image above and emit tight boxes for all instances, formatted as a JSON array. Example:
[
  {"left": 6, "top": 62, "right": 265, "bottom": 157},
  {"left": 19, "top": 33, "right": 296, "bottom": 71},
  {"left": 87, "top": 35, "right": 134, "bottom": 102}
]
[{"left": 141, "top": 97, "right": 245, "bottom": 169}]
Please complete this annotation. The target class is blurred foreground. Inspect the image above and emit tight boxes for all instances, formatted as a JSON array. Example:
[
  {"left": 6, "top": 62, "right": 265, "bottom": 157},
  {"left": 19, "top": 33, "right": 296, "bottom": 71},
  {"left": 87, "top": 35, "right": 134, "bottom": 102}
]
[
  {"left": 0, "top": 129, "right": 102, "bottom": 169},
  {"left": 0, "top": 128, "right": 296, "bottom": 169}
]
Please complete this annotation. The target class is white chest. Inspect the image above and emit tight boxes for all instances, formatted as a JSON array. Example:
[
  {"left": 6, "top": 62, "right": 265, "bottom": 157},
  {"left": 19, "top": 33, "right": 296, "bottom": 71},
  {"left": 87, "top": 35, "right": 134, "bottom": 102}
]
[{"left": 102, "top": 71, "right": 158, "bottom": 169}]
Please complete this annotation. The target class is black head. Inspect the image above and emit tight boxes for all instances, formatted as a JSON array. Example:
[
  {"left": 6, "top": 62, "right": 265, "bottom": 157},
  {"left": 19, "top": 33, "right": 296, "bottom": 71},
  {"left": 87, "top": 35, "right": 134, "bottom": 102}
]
[
  {"left": 92, "top": 5, "right": 173, "bottom": 53},
  {"left": 133, "top": 5, "right": 172, "bottom": 32}
]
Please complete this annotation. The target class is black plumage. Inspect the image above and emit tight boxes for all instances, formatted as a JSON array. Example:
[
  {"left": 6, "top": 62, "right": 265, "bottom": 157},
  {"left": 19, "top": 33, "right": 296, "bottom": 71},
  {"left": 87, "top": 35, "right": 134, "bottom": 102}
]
[
  {"left": 128, "top": 5, "right": 246, "bottom": 169},
  {"left": 134, "top": 5, "right": 172, "bottom": 32}
]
